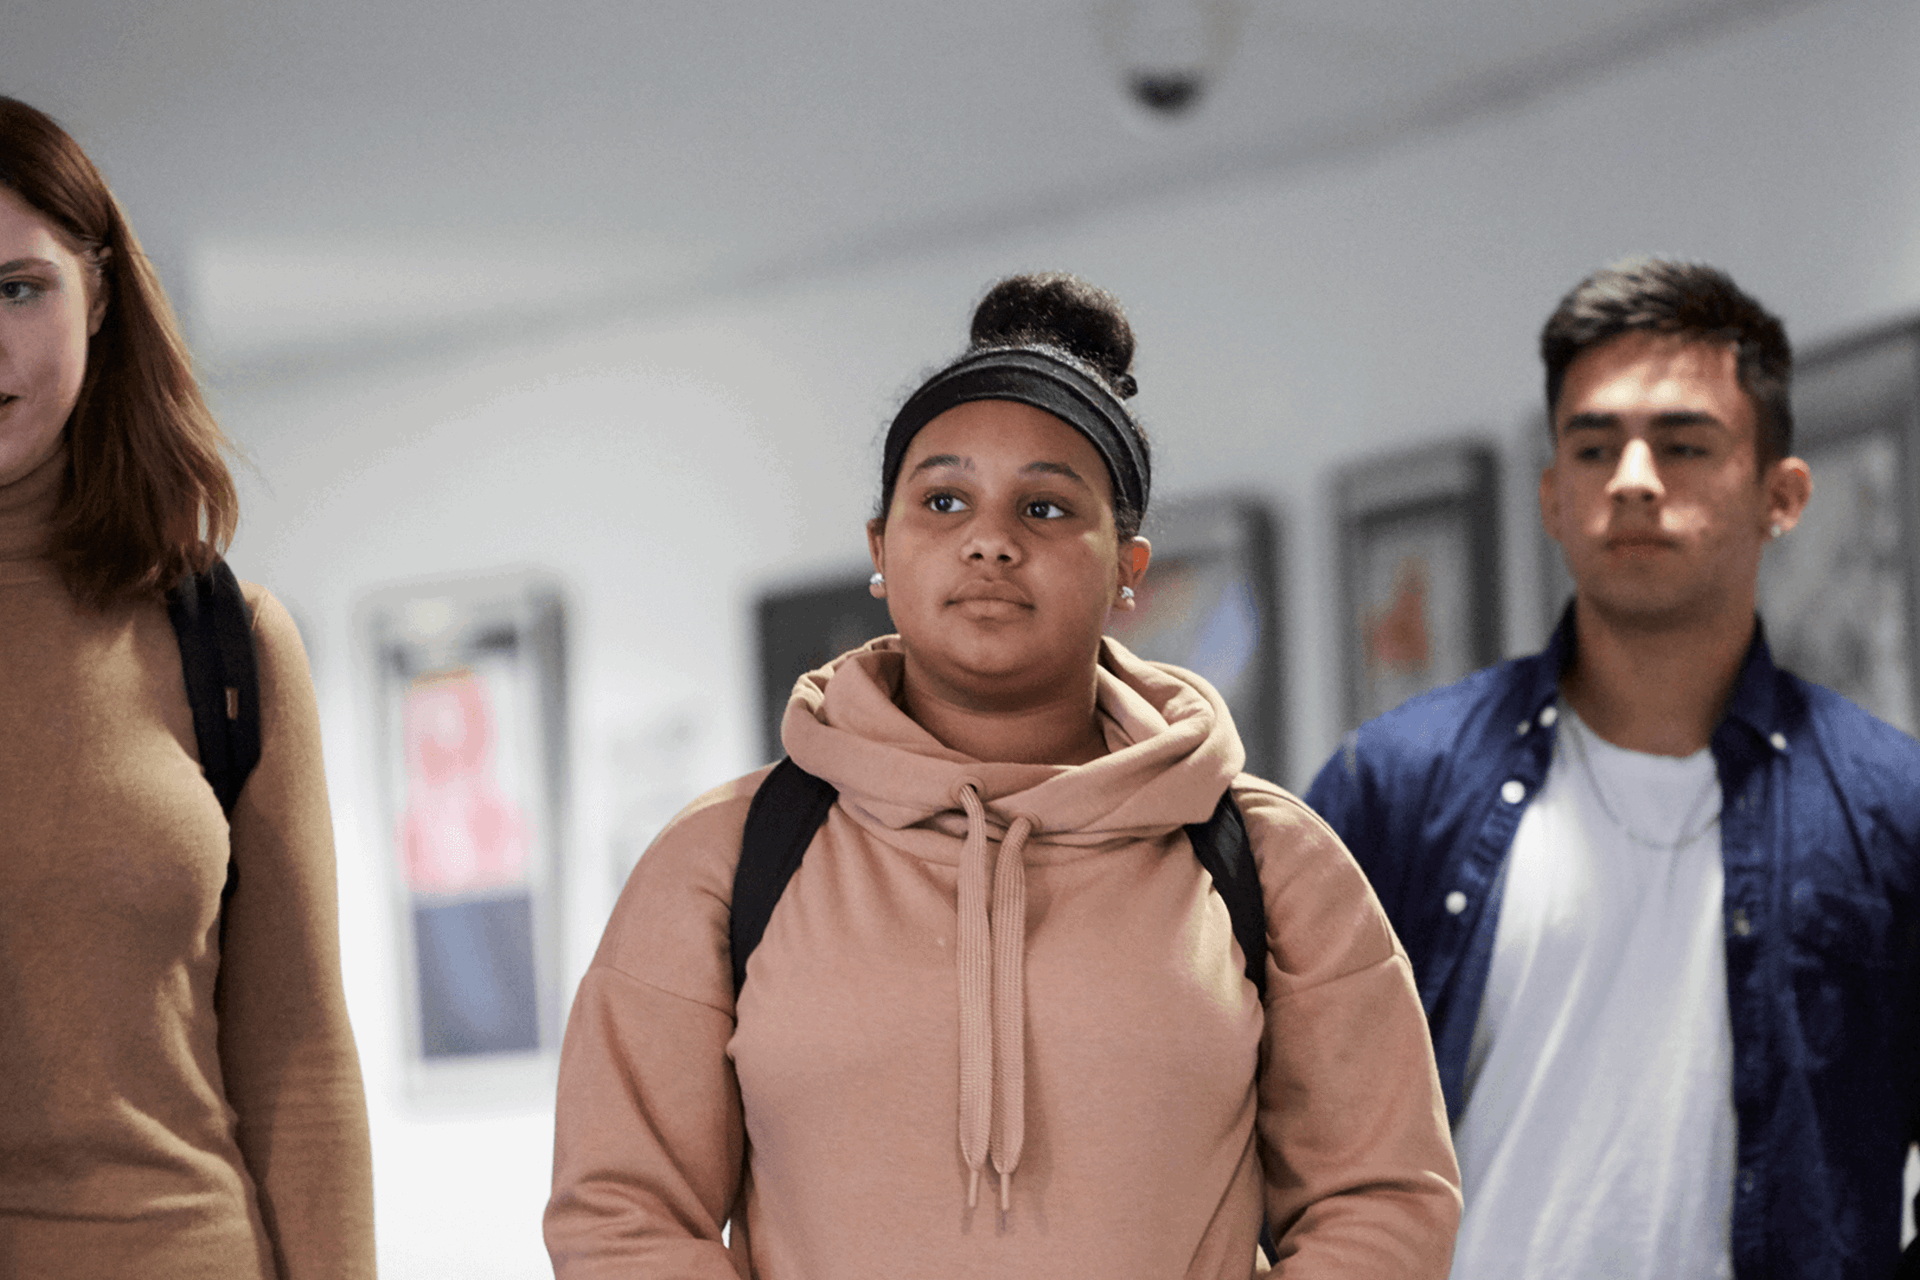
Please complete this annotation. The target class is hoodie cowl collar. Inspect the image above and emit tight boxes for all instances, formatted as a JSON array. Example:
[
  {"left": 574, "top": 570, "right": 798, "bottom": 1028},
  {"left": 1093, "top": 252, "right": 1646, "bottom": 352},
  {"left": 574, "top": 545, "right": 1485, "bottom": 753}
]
[{"left": 779, "top": 635, "right": 1243, "bottom": 861}]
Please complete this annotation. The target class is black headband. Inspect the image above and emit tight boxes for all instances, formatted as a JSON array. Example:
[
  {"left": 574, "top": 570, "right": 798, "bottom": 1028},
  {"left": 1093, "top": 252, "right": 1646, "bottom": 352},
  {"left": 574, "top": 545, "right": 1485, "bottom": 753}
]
[{"left": 882, "top": 346, "right": 1149, "bottom": 519}]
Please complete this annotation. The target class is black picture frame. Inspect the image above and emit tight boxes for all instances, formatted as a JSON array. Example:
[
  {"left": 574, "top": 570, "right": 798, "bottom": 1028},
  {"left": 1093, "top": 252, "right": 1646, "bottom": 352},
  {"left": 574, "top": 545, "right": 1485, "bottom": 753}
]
[
  {"left": 756, "top": 573, "right": 895, "bottom": 762},
  {"left": 1532, "top": 413, "right": 1577, "bottom": 640},
  {"left": 1337, "top": 440, "right": 1503, "bottom": 731},
  {"left": 1757, "top": 317, "right": 1920, "bottom": 735},
  {"left": 1106, "top": 497, "right": 1286, "bottom": 783}
]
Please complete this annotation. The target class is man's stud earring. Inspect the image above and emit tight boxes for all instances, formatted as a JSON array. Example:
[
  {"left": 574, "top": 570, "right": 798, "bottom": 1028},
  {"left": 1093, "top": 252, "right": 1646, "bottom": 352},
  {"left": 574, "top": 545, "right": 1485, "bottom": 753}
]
[
  {"left": 1119, "top": 586, "right": 1134, "bottom": 602},
  {"left": 1769, "top": 523, "right": 1784, "bottom": 540},
  {"left": 870, "top": 571, "right": 885, "bottom": 586}
]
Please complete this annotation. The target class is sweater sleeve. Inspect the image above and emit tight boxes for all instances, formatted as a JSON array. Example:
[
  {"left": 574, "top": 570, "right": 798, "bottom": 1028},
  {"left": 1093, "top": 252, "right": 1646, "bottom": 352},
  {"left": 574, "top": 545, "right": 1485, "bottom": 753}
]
[
  {"left": 216, "top": 586, "right": 376, "bottom": 1279},
  {"left": 544, "top": 773, "right": 767, "bottom": 1279},
  {"left": 1236, "top": 779, "right": 1461, "bottom": 1277}
]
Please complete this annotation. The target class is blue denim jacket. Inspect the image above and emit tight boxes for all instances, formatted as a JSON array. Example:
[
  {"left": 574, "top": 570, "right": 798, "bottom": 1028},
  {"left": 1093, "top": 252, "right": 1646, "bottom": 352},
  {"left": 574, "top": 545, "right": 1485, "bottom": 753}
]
[{"left": 1306, "top": 610, "right": 1920, "bottom": 1279}]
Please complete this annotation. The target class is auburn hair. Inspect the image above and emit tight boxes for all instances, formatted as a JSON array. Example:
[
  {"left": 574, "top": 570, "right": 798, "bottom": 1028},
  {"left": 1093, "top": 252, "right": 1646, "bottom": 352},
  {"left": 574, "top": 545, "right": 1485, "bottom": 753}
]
[{"left": 0, "top": 96, "right": 238, "bottom": 607}]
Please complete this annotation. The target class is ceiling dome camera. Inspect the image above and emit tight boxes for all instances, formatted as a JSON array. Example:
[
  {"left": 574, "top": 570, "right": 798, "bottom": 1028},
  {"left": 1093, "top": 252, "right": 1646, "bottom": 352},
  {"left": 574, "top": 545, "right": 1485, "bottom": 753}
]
[
  {"left": 1129, "top": 70, "right": 1205, "bottom": 116},
  {"left": 1102, "top": 0, "right": 1241, "bottom": 119}
]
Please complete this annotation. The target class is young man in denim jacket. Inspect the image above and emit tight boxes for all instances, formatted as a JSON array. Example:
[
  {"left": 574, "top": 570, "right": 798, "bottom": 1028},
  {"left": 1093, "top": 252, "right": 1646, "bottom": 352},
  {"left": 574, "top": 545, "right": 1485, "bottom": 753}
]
[{"left": 1308, "top": 258, "right": 1919, "bottom": 1279}]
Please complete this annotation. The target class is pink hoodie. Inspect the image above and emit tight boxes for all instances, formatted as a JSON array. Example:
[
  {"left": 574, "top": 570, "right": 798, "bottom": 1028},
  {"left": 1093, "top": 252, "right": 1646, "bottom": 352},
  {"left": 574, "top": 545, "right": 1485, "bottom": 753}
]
[{"left": 547, "top": 638, "right": 1459, "bottom": 1277}]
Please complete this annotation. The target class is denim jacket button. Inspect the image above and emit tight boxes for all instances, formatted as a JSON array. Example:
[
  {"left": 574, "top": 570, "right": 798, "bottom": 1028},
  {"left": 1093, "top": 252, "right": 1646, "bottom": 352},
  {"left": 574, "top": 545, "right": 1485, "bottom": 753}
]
[
  {"left": 1739, "top": 1168, "right": 1756, "bottom": 1194},
  {"left": 1769, "top": 731, "right": 1788, "bottom": 752},
  {"left": 1501, "top": 780, "right": 1526, "bottom": 805},
  {"left": 1445, "top": 891, "right": 1468, "bottom": 915},
  {"left": 1731, "top": 909, "right": 1752, "bottom": 937},
  {"left": 1538, "top": 705, "right": 1559, "bottom": 727}
]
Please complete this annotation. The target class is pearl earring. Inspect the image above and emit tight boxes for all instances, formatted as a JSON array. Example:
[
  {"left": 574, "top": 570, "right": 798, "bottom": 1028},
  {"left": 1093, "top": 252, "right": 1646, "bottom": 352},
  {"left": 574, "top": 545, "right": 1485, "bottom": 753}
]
[
  {"left": 1769, "top": 523, "right": 1783, "bottom": 540},
  {"left": 869, "top": 571, "right": 885, "bottom": 586}
]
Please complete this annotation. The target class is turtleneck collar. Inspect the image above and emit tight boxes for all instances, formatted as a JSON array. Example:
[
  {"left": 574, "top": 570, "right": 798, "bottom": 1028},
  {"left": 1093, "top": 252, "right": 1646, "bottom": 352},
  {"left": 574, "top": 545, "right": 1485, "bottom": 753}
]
[{"left": 0, "top": 439, "right": 67, "bottom": 586}]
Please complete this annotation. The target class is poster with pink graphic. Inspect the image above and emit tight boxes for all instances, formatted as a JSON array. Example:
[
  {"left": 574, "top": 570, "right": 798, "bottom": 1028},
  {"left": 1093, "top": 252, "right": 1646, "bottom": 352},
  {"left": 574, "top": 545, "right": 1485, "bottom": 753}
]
[
  {"left": 399, "top": 669, "right": 531, "bottom": 895},
  {"left": 365, "top": 574, "right": 567, "bottom": 1099}
]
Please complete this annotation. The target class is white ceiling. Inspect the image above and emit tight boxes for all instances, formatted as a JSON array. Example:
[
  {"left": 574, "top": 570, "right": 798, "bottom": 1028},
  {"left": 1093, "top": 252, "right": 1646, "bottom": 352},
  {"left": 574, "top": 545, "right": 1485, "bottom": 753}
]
[{"left": 2, "top": 0, "right": 1808, "bottom": 365}]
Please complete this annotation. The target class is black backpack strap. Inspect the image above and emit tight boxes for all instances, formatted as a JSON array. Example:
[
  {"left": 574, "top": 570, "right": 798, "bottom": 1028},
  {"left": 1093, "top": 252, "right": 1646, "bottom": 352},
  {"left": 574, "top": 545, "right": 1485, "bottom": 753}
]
[
  {"left": 165, "top": 559, "right": 262, "bottom": 821},
  {"left": 732, "top": 757, "right": 840, "bottom": 997},
  {"left": 1184, "top": 789, "right": 1268, "bottom": 1003},
  {"left": 1186, "top": 787, "right": 1277, "bottom": 1263}
]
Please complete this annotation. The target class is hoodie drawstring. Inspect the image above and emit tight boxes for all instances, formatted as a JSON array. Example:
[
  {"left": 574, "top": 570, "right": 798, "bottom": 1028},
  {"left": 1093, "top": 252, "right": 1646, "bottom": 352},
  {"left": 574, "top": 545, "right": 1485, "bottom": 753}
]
[
  {"left": 953, "top": 782, "right": 1032, "bottom": 1214},
  {"left": 955, "top": 784, "right": 992, "bottom": 1209}
]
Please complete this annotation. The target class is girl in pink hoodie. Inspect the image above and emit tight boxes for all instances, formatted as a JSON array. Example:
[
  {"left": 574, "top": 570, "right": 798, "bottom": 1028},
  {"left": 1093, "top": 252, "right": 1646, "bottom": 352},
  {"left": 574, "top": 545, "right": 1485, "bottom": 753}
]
[{"left": 546, "top": 274, "right": 1460, "bottom": 1278}]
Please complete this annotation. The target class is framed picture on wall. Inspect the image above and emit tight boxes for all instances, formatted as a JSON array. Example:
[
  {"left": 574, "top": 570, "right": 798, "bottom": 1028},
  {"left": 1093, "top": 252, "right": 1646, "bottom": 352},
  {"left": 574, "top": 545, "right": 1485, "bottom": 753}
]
[
  {"left": 1105, "top": 497, "right": 1285, "bottom": 783},
  {"left": 1337, "top": 440, "right": 1502, "bottom": 731},
  {"left": 755, "top": 572, "right": 895, "bottom": 762},
  {"left": 753, "top": 496, "right": 1285, "bottom": 781},
  {"left": 1757, "top": 317, "right": 1920, "bottom": 736},
  {"left": 1531, "top": 414, "right": 1578, "bottom": 640},
  {"left": 362, "top": 570, "right": 569, "bottom": 1104}
]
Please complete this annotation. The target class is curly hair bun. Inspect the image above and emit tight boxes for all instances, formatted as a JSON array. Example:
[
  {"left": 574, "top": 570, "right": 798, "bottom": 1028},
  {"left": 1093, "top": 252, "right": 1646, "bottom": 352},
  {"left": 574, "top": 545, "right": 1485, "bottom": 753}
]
[{"left": 969, "top": 273, "right": 1138, "bottom": 398}]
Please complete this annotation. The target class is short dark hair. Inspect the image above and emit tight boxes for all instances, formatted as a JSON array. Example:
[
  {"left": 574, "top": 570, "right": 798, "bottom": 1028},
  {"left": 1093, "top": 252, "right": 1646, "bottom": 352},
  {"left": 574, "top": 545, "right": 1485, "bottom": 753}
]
[
  {"left": 1540, "top": 258, "right": 1792, "bottom": 466},
  {"left": 0, "top": 95, "right": 239, "bottom": 607}
]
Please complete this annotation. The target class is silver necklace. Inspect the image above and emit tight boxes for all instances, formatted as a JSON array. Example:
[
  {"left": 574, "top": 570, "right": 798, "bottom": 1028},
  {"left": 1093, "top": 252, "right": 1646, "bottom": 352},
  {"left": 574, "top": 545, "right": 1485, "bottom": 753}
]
[{"left": 1561, "top": 711, "right": 1721, "bottom": 851}]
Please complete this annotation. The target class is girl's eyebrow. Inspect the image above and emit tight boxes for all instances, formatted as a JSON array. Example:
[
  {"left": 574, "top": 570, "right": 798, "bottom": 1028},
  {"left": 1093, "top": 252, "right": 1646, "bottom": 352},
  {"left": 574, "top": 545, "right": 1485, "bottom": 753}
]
[
  {"left": 1023, "top": 460, "right": 1091, "bottom": 491},
  {"left": 0, "top": 257, "right": 58, "bottom": 274},
  {"left": 907, "top": 455, "right": 1091, "bottom": 491}
]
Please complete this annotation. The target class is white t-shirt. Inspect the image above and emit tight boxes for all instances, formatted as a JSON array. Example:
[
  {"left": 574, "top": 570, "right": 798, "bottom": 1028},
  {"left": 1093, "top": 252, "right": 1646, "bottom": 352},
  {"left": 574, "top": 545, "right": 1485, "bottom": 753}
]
[{"left": 1447, "top": 704, "right": 1736, "bottom": 1280}]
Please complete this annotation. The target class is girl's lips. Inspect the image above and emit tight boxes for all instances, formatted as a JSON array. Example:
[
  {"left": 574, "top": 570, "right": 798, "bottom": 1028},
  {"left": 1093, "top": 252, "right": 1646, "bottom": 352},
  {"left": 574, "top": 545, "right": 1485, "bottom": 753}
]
[
  {"left": 948, "top": 580, "right": 1032, "bottom": 606},
  {"left": 950, "top": 596, "right": 1030, "bottom": 623}
]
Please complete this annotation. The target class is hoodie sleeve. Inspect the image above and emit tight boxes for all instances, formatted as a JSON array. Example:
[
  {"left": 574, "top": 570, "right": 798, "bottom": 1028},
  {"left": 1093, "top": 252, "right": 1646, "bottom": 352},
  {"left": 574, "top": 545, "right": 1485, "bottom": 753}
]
[
  {"left": 1236, "top": 778, "right": 1461, "bottom": 1277},
  {"left": 544, "top": 771, "right": 769, "bottom": 1280}
]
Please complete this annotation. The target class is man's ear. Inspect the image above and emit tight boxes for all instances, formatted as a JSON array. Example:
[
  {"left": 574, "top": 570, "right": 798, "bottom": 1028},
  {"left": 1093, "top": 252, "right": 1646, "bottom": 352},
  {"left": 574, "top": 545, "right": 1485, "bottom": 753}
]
[
  {"left": 1538, "top": 464, "right": 1564, "bottom": 547},
  {"left": 1763, "top": 455, "right": 1813, "bottom": 538},
  {"left": 866, "top": 518, "right": 887, "bottom": 598}
]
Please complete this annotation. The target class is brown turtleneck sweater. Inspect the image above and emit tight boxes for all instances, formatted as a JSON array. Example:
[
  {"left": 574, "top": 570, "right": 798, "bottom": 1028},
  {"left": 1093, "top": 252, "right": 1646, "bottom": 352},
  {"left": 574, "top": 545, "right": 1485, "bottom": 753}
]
[{"left": 0, "top": 445, "right": 375, "bottom": 1278}]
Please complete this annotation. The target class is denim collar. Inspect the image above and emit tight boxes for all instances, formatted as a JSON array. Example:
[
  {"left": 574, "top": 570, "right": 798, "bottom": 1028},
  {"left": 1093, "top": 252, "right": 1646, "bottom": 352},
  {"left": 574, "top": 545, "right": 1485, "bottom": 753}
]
[{"left": 1531, "top": 600, "right": 1783, "bottom": 749}]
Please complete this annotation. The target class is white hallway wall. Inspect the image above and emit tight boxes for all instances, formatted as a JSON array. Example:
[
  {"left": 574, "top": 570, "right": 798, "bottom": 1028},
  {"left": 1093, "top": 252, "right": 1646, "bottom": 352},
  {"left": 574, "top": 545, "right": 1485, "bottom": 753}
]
[{"left": 209, "top": 0, "right": 1920, "bottom": 1274}]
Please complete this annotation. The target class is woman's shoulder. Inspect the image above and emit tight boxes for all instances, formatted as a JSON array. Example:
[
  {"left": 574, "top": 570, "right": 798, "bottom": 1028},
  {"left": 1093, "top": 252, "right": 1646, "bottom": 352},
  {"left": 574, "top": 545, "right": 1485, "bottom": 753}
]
[
  {"left": 1227, "top": 773, "right": 1343, "bottom": 855},
  {"left": 229, "top": 581, "right": 330, "bottom": 748},
  {"left": 592, "top": 765, "right": 777, "bottom": 1001},
  {"left": 237, "top": 579, "right": 306, "bottom": 674},
  {"left": 630, "top": 765, "right": 777, "bottom": 886},
  {"left": 1227, "top": 773, "right": 1402, "bottom": 980}
]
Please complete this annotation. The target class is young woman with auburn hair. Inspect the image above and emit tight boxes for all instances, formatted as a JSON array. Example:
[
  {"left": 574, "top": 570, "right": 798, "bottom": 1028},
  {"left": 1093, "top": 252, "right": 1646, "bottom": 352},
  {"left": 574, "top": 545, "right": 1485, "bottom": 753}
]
[
  {"left": 0, "top": 96, "right": 374, "bottom": 1278},
  {"left": 546, "top": 273, "right": 1460, "bottom": 1277}
]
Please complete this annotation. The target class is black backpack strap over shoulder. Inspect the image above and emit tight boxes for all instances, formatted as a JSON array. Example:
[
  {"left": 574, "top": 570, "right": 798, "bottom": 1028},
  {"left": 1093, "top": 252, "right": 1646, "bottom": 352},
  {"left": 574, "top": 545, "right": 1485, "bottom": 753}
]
[
  {"left": 165, "top": 559, "right": 262, "bottom": 821},
  {"left": 1186, "top": 787, "right": 1275, "bottom": 1264},
  {"left": 731, "top": 765, "right": 1270, "bottom": 1004},
  {"left": 732, "top": 757, "right": 840, "bottom": 997},
  {"left": 1185, "top": 790, "right": 1268, "bottom": 1002}
]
